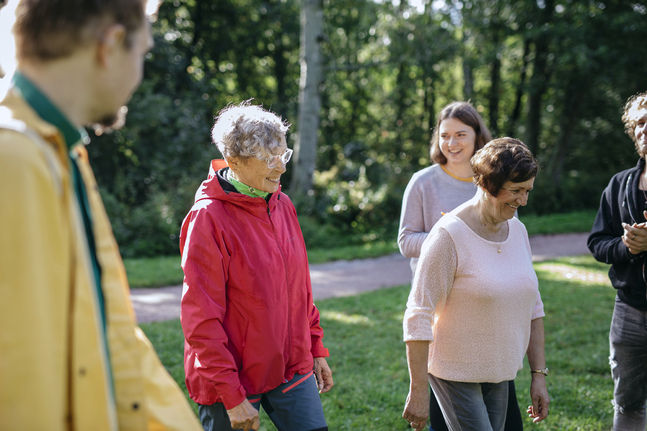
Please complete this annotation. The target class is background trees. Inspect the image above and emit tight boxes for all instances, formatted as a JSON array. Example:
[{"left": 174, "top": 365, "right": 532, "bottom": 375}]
[{"left": 79, "top": 0, "right": 647, "bottom": 257}]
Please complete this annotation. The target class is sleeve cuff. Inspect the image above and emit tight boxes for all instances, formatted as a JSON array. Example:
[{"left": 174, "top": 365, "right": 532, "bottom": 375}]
[
  {"left": 311, "top": 342, "right": 329, "bottom": 358},
  {"left": 628, "top": 250, "right": 647, "bottom": 263},
  {"left": 219, "top": 384, "right": 247, "bottom": 410}
]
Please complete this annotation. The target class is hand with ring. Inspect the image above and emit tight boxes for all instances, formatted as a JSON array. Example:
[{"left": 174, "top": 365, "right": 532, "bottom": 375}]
[{"left": 622, "top": 221, "right": 647, "bottom": 255}]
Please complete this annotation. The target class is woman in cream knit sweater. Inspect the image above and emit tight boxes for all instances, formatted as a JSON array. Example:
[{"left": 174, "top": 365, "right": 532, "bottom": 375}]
[{"left": 402, "top": 138, "right": 550, "bottom": 431}]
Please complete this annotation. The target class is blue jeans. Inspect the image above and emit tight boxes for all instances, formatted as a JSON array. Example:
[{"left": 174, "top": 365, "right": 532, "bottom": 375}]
[
  {"left": 198, "top": 372, "right": 327, "bottom": 431},
  {"left": 428, "top": 374, "right": 508, "bottom": 431},
  {"left": 609, "top": 297, "right": 647, "bottom": 431}
]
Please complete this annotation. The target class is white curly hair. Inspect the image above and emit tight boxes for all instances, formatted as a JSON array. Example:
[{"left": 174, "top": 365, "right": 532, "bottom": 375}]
[{"left": 211, "top": 100, "right": 290, "bottom": 161}]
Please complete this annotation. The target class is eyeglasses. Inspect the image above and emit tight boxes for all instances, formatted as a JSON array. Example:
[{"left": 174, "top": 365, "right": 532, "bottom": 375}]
[{"left": 263, "top": 148, "right": 293, "bottom": 169}]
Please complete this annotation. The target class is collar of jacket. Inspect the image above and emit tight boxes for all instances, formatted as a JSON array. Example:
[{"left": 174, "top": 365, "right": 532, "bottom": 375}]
[
  {"left": 196, "top": 159, "right": 282, "bottom": 212},
  {"left": 11, "top": 71, "right": 88, "bottom": 149}
]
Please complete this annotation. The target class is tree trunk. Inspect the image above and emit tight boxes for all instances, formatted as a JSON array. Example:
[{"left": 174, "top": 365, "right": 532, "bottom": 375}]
[
  {"left": 424, "top": 76, "right": 436, "bottom": 143},
  {"left": 395, "top": 61, "right": 407, "bottom": 128},
  {"left": 273, "top": 42, "right": 288, "bottom": 117},
  {"left": 462, "top": 30, "right": 474, "bottom": 101},
  {"left": 506, "top": 38, "right": 530, "bottom": 137},
  {"left": 488, "top": 30, "right": 502, "bottom": 136},
  {"left": 525, "top": 0, "right": 555, "bottom": 155},
  {"left": 291, "top": 0, "right": 324, "bottom": 195},
  {"left": 547, "top": 75, "right": 589, "bottom": 187}
]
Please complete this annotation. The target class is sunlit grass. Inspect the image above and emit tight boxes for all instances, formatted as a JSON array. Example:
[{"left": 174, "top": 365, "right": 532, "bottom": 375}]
[
  {"left": 124, "top": 211, "right": 596, "bottom": 288},
  {"left": 123, "top": 255, "right": 183, "bottom": 288},
  {"left": 306, "top": 240, "right": 399, "bottom": 264},
  {"left": 124, "top": 241, "right": 399, "bottom": 288},
  {"left": 521, "top": 210, "right": 597, "bottom": 236},
  {"left": 141, "top": 255, "right": 617, "bottom": 430}
]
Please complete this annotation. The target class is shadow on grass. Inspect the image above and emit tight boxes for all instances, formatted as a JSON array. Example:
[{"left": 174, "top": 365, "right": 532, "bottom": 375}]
[{"left": 141, "top": 255, "right": 616, "bottom": 430}]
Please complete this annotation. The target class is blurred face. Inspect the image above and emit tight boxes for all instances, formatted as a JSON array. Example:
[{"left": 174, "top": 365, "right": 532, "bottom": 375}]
[
  {"left": 230, "top": 137, "right": 289, "bottom": 193},
  {"left": 94, "top": 19, "right": 153, "bottom": 128},
  {"left": 486, "top": 178, "right": 535, "bottom": 223},
  {"left": 633, "top": 108, "right": 647, "bottom": 157},
  {"left": 439, "top": 118, "right": 476, "bottom": 167}
]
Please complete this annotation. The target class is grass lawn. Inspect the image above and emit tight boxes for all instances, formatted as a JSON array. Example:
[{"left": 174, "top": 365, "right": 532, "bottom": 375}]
[
  {"left": 140, "top": 254, "right": 616, "bottom": 430},
  {"left": 125, "top": 210, "right": 598, "bottom": 288},
  {"left": 122, "top": 242, "right": 403, "bottom": 288}
]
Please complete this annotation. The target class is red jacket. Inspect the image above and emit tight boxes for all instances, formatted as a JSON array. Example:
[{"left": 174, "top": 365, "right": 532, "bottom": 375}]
[{"left": 179, "top": 160, "right": 329, "bottom": 409}]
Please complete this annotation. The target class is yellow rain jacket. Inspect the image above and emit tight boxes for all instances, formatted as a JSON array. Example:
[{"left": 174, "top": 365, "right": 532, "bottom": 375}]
[{"left": 0, "top": 88, "right": 201, "bottom": 430}]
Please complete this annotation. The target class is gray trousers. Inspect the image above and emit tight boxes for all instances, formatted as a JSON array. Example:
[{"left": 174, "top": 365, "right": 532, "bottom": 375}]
[
  {"left": 428, "top": 374, "right": 508, "bottom": 431},
  {"left": 610, "top": 298, "right": 647, "bottom": 431}
]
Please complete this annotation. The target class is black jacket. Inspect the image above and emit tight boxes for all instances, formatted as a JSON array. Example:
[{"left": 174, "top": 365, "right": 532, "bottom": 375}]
[{"left": 588, "top": 158, "right": 647, "bottom": 310}]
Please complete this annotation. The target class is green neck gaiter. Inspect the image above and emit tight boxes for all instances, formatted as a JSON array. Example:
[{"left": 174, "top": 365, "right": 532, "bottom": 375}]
[{"left": 227, "top": 168, "right": 270, "bottom": 199}]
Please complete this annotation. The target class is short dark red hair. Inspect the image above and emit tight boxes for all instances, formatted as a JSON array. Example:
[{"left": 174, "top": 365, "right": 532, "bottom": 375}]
[{"left": 472, "top": 137, "right": 539, "bottom": 197}]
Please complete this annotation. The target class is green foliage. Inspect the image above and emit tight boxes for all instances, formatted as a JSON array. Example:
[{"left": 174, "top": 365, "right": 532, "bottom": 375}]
[
  {"left": 298, "top": 214, "right": 349, "bottom": 249},
  {"left": 88, "top": 78, "right": 216, "bottom": 257},
  {"left": 140, "top": 255, "right": 617, "bottom": 429},
  {"left": 101, "top": 187, "right": 182, "bottom": 258},
  {"left": 88, "top": 0, "right": 647, "bottom": 257}
]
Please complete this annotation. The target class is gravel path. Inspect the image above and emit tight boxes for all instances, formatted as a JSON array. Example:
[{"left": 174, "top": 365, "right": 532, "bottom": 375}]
[{"left": 131, "top": 232, "right": 592, "bottom": 323}]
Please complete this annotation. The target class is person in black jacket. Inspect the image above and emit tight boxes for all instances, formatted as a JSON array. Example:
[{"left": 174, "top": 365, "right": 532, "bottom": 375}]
[{"left": 588, "top": 90, "right": 647, "bottom": 430}]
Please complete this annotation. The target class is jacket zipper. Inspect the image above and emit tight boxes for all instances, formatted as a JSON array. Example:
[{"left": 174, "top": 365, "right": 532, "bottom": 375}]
[
  {"left": 624, "top": 173, "right": 647, "bottom": 298},
  {"left": 266, "top": 199, "right": 293, "bottom": 367}
]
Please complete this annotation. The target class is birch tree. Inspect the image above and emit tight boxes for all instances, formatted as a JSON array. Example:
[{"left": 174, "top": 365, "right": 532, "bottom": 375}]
[{"left": 291, "top": 0, "right": 324, "bottom": 195}]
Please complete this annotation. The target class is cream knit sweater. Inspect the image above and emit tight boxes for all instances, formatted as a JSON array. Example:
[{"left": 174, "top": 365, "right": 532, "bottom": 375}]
[{"left": 403, "top": 207, "right": 544, "bottom": 383}]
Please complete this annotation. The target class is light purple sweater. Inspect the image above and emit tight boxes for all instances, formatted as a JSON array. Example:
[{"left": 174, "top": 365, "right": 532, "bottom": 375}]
[
  {"left": 403, "top": 205, "right": 544, "bottom": 383},
  {"left": 398, "top": 164, "right": 477, "bottom": 275}
]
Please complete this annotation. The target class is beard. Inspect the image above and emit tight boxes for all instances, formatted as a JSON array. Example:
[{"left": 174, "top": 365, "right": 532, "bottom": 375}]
[
  {"left": 635, "top": 139, "right": 647, "bottom": 158},
  {"left": 90, "top": 106, "right": 128, "bottom": 136}
]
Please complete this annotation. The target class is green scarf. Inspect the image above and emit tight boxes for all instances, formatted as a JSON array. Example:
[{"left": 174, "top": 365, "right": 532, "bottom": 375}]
[{"left": 227, "top": 169, "right": 270, "bottom": 198}]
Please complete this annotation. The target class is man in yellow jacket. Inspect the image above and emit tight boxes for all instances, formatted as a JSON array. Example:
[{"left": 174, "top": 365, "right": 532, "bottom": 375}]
[{"left": 0, "top": 1, "right": 202, "bottom": 430}]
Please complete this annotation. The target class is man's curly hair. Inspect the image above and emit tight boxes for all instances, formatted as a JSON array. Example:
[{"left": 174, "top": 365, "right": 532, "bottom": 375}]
[{"left": 622, "top": 91, "right": 647, "bottom": 143}]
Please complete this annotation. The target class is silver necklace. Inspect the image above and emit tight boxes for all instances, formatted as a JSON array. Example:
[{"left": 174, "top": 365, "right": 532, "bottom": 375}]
[
  {"left": 476, "top": 209, "right": 507, "bottom": 253},
  {"left": 493, "top": 223, "right": 507, "bottom": 253},
  {"left": 480, "top": 222, "right": 507, "bottom": 253}
]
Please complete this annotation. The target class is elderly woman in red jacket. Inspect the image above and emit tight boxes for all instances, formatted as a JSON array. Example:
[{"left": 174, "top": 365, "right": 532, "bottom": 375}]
[{"left": 180, "top": 101, "right": 333, "bottom": 431}]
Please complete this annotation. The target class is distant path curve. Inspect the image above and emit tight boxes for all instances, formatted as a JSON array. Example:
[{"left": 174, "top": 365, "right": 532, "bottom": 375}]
[{"left": 131, "top": 232, "right": 591, "bottom": 323}]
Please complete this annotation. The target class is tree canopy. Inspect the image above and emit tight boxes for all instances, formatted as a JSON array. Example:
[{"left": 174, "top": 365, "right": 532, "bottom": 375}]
[{"left": 83, "top": 0, "right": 647, "bottom": 257}]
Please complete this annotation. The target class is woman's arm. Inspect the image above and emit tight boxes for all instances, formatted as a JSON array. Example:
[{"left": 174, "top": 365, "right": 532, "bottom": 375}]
[
  {"left": 180, "top": 208, "right": 246, "bottom": 409},
  {"left": 402, "top": 341, "right": 430, "bottom": 431},
  {"left": 398, "top": 176, "right": 429, "bottom": 258},
  {"left": 402, "top": 226, "right": 456, "bottom": 430},
  {"left": 526, "top": 317, "right": 550, "bottom": 423}
]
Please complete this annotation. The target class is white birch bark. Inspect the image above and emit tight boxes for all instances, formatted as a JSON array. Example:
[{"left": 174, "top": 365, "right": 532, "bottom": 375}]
[{"left": 291, "top": 0, "right": 324, "bottom": 195}]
